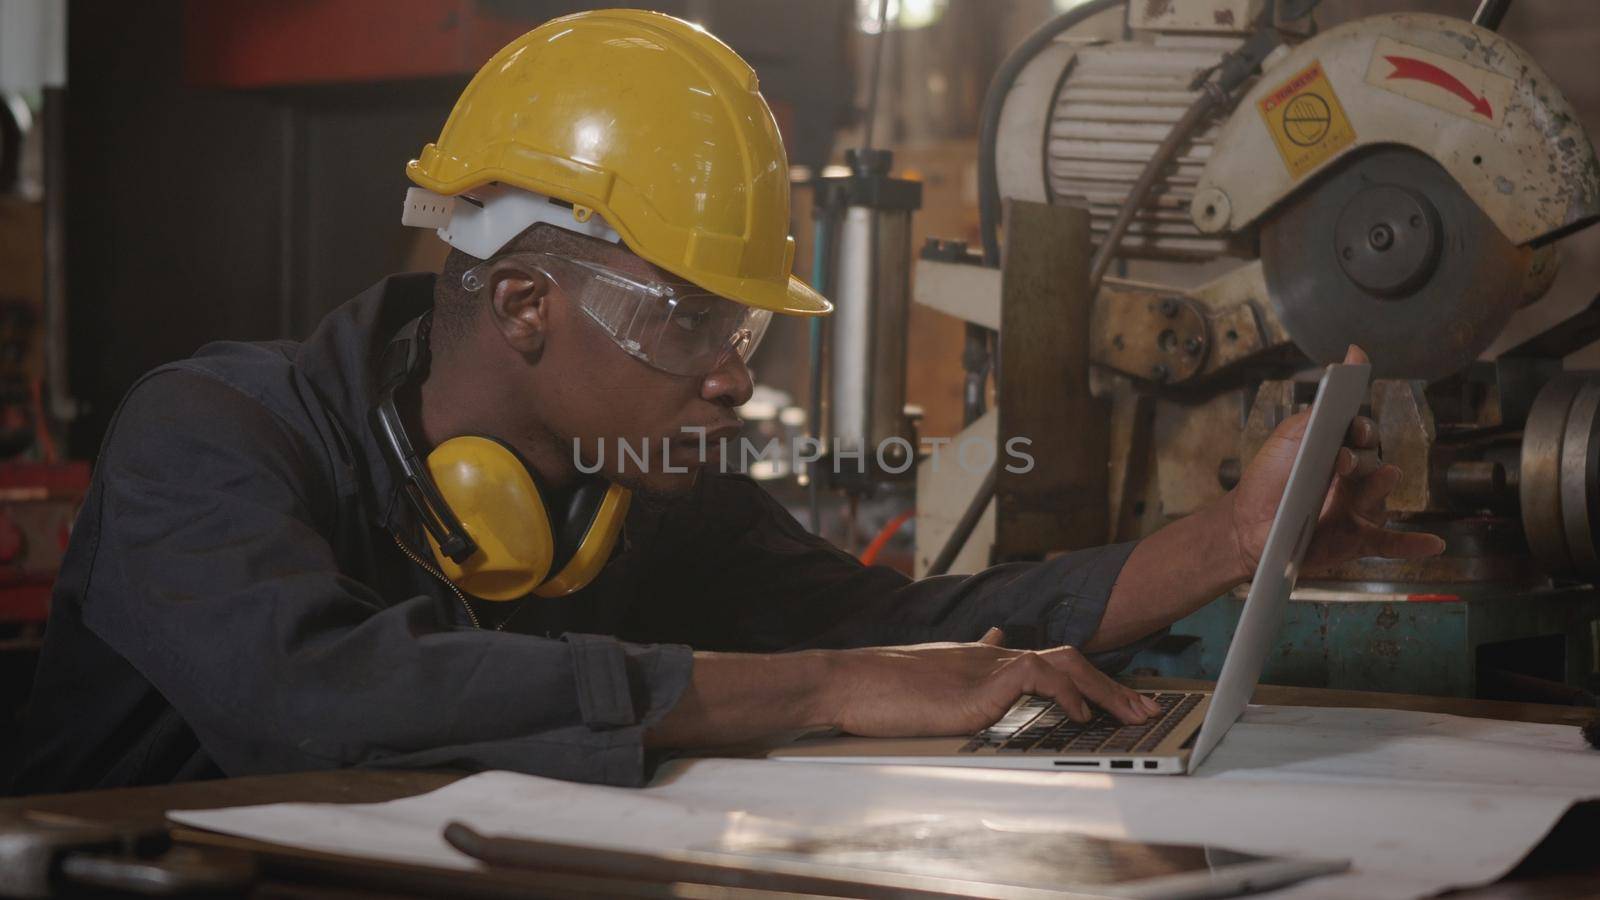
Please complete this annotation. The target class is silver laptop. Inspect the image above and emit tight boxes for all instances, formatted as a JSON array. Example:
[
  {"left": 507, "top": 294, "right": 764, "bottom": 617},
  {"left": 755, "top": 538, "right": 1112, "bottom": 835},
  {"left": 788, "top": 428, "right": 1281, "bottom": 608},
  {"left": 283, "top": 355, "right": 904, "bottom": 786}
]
[{"left": 776, "top": 363, "right": 1372, "bottom": 776}]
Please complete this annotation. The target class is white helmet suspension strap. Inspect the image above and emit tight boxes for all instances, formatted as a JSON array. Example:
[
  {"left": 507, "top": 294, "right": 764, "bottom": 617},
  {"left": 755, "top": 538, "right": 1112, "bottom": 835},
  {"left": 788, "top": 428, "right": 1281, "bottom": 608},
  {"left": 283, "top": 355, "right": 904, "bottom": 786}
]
[{"left": 401, "top": 183, "right": 622, "bottom": 260}]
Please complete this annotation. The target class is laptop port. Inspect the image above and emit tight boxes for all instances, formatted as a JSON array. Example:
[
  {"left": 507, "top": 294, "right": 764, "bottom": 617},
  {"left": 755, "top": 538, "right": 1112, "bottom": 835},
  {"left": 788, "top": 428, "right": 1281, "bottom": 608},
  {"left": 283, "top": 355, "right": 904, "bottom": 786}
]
[
  {"left": 1144, "top": 761, "right": 1158, "bottom": 769},
  {"left": 1111, "top": 760, "right": 1133, "bottom": 769}
]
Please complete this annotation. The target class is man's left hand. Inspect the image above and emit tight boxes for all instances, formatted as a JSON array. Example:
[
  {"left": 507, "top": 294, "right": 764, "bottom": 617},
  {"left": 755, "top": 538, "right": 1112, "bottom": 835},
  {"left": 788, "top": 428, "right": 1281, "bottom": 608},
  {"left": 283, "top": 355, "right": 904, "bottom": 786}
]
[{"left": 1225, "top": 345, "right": 1446, "bottom": 578}]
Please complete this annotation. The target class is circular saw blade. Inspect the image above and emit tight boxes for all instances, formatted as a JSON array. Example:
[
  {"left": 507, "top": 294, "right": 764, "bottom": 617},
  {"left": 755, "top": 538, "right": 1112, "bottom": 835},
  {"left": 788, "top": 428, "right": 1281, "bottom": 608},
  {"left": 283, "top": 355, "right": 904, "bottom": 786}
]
[{"left": 1261, "top": 147, "right": 1530, "bottom": 381}]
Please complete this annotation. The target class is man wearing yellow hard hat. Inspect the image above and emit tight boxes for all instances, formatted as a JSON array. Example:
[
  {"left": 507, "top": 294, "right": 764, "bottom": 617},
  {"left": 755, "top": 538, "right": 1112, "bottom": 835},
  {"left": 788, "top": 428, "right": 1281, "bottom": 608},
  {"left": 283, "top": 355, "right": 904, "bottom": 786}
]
[{"left": 11, "top": 10, "right": 1438, "bottom": 794}]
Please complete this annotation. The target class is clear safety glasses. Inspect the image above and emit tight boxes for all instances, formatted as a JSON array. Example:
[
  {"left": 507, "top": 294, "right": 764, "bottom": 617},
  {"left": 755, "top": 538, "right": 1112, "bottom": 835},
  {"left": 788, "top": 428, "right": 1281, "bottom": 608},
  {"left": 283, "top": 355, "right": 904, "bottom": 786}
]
[{"left": 462, "top": 252, "right": 770, "bottom": 378}]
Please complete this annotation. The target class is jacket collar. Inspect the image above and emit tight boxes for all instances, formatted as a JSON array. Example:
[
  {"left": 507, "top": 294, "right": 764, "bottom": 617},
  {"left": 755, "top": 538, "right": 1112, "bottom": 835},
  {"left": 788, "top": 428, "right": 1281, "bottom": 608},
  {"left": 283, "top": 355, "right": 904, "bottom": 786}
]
[{"left": 291, "top": 273, "right": 434, "bottom": 531}]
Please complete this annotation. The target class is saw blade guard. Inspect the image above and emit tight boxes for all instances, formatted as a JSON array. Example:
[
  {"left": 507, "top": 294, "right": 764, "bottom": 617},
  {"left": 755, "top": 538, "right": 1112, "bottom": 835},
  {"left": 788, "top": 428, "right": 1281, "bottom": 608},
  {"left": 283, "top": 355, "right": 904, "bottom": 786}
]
[{"left": 1193, "top": 12, "right": 1600, "bottom": 249}]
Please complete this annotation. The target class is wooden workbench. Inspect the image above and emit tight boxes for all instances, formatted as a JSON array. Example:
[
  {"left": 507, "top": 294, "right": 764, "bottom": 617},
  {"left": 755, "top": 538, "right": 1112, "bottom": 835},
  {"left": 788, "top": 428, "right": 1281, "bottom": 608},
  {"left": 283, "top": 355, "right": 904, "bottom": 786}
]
[{"left": 6, "top": 680, "right": 1597, "bottom": 898}]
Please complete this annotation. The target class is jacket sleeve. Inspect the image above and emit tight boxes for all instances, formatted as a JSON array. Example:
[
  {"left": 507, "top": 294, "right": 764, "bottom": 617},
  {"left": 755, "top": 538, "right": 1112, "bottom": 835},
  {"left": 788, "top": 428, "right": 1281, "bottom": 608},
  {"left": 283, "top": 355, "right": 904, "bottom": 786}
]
[
  {"left": 633, "top": 476, "right": 1156, "bottom": 671},
  {"left": 79, "top": 371, "right": 691, "bottom": 786}
]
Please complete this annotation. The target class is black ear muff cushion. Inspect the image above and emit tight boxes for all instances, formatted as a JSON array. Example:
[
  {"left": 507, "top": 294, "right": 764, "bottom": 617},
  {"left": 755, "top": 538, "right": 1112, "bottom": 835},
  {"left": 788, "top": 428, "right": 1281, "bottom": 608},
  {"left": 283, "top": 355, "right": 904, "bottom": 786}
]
[{"left": 549, "top": 480, "right": 609, "bottom": 577}]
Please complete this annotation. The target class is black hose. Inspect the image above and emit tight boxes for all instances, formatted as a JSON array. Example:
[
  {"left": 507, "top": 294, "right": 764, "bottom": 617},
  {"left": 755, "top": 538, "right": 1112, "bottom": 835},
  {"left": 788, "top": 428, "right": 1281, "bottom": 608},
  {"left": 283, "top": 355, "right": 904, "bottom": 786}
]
[
  {"left": 1472, "top": 0, "right": 1512, "bottom": 30},
  {"left": 1086, "top": 88, "right": 1222, "bottom": 292},
  {"left": 1086, "top": 23, "right": 1278, "bottom": 293},
  {"left": 976, "top": 0, "right": 1123, "bottom": 267}
]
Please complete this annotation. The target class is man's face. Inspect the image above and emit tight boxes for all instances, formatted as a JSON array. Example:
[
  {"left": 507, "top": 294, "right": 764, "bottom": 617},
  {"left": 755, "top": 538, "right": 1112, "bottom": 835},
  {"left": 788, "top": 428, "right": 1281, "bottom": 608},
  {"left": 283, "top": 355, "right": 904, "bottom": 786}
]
[{"left": 519, "top": 249, "right": 755, "bottom": 498}]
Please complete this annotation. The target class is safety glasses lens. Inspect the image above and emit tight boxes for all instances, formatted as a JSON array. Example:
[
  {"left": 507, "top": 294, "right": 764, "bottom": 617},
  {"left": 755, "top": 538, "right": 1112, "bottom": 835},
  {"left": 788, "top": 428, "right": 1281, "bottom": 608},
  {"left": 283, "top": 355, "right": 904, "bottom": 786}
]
[{"left": 465, "top": 253, "right": 769, "bottom": 378}]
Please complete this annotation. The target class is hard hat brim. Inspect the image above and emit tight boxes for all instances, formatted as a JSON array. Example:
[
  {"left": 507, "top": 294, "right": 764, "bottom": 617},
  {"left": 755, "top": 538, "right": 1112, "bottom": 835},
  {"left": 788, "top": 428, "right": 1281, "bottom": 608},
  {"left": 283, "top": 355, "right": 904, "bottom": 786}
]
[
  {"left": 779, "top": 275, "right": 833, "bottom": 317},
  {"left": 694, "top": 271, "right": 832, "bottom": 317}
]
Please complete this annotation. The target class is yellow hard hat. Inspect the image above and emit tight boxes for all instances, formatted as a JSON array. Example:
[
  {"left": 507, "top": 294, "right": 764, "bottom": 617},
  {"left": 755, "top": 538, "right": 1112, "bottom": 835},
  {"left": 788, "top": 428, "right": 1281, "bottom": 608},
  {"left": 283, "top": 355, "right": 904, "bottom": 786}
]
[{"left": 406, "top": 9, "right": 830, "bottom": 316}]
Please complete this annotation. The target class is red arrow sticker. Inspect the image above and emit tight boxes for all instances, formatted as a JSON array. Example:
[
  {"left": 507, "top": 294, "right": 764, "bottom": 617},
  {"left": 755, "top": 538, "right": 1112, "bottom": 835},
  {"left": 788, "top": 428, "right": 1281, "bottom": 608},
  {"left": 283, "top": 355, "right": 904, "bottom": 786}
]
[{"left": 1384, "top": 55, "right": 1493, "bottom": 119}]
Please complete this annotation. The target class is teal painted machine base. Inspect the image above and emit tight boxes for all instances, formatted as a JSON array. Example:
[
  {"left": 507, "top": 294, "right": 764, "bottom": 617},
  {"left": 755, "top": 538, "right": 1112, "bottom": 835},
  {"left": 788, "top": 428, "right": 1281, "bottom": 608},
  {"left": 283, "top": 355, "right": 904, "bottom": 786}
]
[{"left": 1130, "top": 584, "right": 1600, "bottom": 698}]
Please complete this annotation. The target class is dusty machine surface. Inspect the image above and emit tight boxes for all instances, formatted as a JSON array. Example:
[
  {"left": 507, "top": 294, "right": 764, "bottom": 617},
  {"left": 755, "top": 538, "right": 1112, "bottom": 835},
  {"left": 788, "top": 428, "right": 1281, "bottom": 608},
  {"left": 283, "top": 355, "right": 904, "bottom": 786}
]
[{"left": 914, "top": 0, "right": 1600, "bottom": 699}]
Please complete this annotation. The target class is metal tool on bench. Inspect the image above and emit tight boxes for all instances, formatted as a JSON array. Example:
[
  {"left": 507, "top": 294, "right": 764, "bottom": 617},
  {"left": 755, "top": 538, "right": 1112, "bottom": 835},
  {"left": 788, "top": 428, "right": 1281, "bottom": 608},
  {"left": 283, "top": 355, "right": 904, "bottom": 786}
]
[
  {"left": 0, "top": 811, "right": 253, "bottom": 897},
  {"left": 445, "top": 818, "right": 1350, "bottom": 899},
  {"left": 913, "top": 0, "right": 1600, "bottom": 699}
]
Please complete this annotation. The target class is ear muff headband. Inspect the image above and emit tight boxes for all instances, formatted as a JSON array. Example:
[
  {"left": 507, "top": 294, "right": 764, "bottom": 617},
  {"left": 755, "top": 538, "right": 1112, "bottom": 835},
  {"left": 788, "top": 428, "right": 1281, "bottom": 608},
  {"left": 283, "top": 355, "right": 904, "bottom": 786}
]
[{"left": 373, "top": 315, "right": 479, "bottom": 563}]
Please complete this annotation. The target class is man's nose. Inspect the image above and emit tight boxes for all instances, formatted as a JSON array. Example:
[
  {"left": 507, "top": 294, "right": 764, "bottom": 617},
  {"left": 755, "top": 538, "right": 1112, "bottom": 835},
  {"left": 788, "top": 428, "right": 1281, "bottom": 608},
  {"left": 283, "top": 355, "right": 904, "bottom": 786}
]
[{"left": 700, "top": 353, "right": 754, "bottom": 407}]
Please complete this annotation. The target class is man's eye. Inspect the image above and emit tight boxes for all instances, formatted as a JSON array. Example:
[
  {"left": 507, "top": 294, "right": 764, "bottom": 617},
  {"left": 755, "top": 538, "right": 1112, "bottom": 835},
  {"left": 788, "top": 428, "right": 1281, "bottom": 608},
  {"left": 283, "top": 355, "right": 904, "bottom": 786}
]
[{"left": 672, "top": 311, "right": 712, "bottom": 332}]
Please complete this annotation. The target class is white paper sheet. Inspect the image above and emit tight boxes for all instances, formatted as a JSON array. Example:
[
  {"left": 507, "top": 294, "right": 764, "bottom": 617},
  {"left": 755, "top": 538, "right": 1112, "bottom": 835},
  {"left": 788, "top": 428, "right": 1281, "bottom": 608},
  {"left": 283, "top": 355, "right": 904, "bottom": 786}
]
[{"left": 171, "top": 705, "right": 1600, "bottom": 898}]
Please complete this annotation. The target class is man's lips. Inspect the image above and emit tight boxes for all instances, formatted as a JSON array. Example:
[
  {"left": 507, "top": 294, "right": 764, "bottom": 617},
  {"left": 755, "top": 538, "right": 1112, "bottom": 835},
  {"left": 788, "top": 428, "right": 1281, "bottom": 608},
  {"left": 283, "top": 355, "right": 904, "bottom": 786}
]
[
  {"left": 661, "top": 423, "right": 740, "bottom": 467},
  {"left": 673, "top": 422, "right": 741, "bottom": 447}
]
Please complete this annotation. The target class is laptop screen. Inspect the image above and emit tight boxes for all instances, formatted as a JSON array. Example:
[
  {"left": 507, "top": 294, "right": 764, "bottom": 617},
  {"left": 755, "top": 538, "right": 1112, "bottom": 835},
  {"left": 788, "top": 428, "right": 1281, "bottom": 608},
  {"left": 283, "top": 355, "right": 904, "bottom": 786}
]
[{"left": 1187, "top": 363, "right": 1372, "bottom": 771}]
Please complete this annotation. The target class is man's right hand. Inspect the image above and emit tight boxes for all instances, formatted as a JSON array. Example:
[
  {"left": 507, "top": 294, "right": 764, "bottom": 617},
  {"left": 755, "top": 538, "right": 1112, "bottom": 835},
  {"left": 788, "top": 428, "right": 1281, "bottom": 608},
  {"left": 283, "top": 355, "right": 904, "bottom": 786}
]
[
  {"left": 645, "top": 628, "right": 1157, "bottom": 750},
  {"left": 821, "top": 628, "right": 1159, "bottom": 738}
]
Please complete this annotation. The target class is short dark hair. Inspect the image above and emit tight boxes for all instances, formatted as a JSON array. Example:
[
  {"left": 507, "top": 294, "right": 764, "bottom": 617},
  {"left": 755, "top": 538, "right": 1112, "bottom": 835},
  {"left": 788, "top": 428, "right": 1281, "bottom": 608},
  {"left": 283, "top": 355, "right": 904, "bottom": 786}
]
[{"left": 431, "top": 223, "right": 626, "bottom": 345}]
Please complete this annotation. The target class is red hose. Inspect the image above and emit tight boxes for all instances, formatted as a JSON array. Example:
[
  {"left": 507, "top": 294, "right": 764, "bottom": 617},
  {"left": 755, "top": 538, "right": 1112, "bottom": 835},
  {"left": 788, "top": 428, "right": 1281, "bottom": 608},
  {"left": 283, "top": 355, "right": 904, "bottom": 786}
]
[{"left": 859, "top": 509, "right": 914, "bottom": 566}]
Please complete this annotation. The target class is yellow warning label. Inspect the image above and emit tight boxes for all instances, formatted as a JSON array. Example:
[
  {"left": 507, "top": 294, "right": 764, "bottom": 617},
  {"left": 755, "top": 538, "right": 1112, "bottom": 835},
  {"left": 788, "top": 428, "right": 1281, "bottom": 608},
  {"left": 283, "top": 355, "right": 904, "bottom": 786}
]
[{"left": 1257, "top": 60, "right": 1357, "bottom": 180}]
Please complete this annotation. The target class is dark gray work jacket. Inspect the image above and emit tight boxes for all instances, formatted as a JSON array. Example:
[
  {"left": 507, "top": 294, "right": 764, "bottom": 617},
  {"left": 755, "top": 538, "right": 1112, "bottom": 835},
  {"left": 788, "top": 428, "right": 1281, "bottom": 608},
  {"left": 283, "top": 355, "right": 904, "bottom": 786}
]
[{"left": 9, "top": 274, "right": 1140, "bottom": 795}]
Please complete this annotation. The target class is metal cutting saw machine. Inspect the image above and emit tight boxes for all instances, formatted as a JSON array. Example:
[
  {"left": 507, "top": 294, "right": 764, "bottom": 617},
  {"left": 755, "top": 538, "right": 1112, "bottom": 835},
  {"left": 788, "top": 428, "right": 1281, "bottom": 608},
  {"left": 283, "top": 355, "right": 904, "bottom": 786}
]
[{"left": 906, "top": 0, "right": 1600, "bottom": 700}]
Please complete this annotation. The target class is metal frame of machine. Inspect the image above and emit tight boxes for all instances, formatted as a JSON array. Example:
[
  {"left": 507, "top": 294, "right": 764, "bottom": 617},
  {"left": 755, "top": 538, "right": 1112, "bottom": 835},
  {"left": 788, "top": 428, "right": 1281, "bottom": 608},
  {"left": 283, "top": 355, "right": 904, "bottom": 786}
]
[{"left": 910, "top": 0, "right": 1600, "bottom": 700}]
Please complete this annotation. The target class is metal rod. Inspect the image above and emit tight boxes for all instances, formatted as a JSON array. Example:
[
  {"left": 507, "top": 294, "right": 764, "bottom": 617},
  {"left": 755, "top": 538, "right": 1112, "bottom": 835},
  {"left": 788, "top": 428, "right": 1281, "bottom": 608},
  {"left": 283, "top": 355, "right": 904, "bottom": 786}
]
[
  {"left": 807, "top": 213, "right": 830, "bottom": 533},
  {"left": 960, "top": 324, "right": 990, "bottom": 426},
  {"left": 926, "top": 461, "right": 998, "bottom": 576},
  {"left": 862, "top": 0, "right": 891, "bottom": 152},
  {"left": 1472, "top": 0, "right": 1512, "bottom": 30}
]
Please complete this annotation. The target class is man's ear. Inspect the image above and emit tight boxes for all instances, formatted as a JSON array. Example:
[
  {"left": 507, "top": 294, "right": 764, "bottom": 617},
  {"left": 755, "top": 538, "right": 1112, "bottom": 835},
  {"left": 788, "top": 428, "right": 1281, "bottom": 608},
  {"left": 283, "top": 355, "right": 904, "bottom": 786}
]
[{"left": 487, "top": 263, "right": 552, "bottom": 359}]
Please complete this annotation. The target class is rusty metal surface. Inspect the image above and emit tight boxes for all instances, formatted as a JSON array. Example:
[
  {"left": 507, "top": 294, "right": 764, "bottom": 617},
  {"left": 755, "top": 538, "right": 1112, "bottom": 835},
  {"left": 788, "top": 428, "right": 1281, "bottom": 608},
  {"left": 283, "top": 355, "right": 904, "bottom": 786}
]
[
  {"left": 1241, "top": 379, "right": 1299, "bottom": 479},
  {"left": 1261, "top": 147, "right": 1530, "bottom": 381},
  {"left": 1444, "top": 461, "right": 1507, "bottom": 501},
  {"left": 1105, "top": 385, "right": 1157, "bottom": 544},
  {"left": 1153, "top": 389, "right": 1245, "bottom": 519},
  {"left": 1371, "top": 379, "right": 1436, "bottom": 513},
  {"left": 1190, "top": 259, "right": 1291, "bottom": 347},
  {"left": 1506, "top": 294, "right": 1600, "bottom": 360},
  {"left": 995, "top": 201, "right": 1108, "bottom": 558},
  {"left": 1091, "top": 263, "right": 1280, "bottom": 389},
  {"left": 1316, "top": 553, "right": 1539, "bottom": 585},
  {"left": 1558, "top": 380, "right": 1600, "bottom": 577},
  {"left": 1092, "top": 289, "right": 1209, "bottom": 384},
  {"left": 1201, "top": 301, "right": 1268, "bottom": 372},
  {"left": 1315, "top": 516, "right": 1538, "bottom": 586},
  {"left": 1521, "top": 374, "right": 1584, "bottom": 577},
  {"left": 1151, "top": 583, "right": 1600, "bottom": 699}
]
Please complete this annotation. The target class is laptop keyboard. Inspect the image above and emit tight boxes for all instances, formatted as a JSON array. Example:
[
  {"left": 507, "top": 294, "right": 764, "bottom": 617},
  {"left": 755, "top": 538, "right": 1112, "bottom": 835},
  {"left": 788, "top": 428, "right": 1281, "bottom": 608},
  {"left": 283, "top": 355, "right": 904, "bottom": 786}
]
[{"left": 959, "top": 692, "right": 1205, "bottom": 755}]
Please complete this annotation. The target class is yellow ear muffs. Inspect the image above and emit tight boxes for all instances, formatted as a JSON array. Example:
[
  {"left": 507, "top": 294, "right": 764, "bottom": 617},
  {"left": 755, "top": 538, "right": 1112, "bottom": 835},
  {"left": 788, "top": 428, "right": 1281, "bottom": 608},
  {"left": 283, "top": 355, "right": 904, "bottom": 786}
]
[
  {"left": 423, "top": 435, "right": 631, "bottom": 601},
  {"left": 425, "top": 435, "right": 554, "bottom": 601}
]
